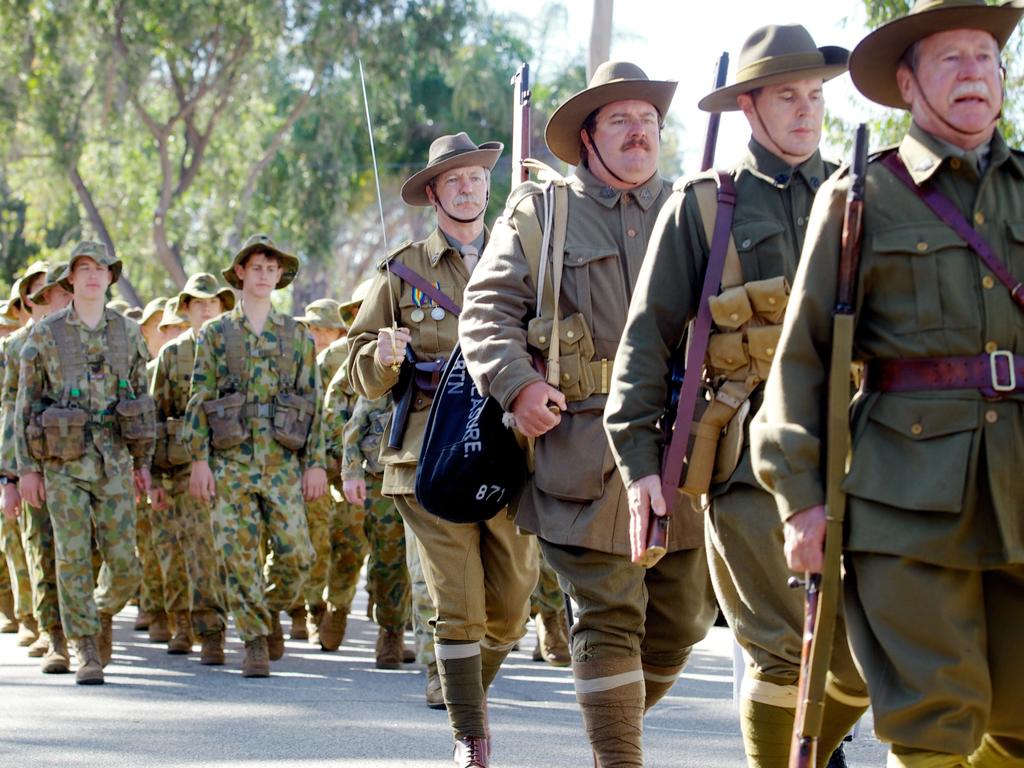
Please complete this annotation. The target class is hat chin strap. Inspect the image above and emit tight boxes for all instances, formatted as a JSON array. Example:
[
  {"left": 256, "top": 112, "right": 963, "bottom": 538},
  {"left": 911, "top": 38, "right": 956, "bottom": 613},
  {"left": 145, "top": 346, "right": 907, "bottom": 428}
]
[
  {"left": 911, "top": 69, "right": 1002, "bottom": 146},
  {"left": 435, "top": 192, "right": 489, "bottom": 224},
  {"left": 751, "top": 102, "right": 796, "bottom": 169},
  {"left": 584, "top": 129, "right": 635, "bottom": 186}
]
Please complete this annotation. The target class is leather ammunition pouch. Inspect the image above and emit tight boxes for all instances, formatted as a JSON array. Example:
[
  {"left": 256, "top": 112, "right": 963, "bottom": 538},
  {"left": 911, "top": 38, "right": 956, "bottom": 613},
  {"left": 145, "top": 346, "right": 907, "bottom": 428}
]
[
  {"left": 115, "top": 394, "right": 157, "bottom": 459},
  {"left": 154, "top": 417, "right": 191, "bottom": 469},
  {"left": 414, "top": 360, "right": 447, "bottom": 397},
  {"left": 271, "top": 392, "right": 316, "bottom": 451},
  {"left": 25, "top": 413, "right": 47, "bottom": 461},
  {"left": 203, "top": 392, "right": 246, "bottom": 450},
  {"left": 40, "top": 407, "right": 89, "bottom": 462},
  {"left": 527, "top": 312, "right": 608, "bottom": 402}
]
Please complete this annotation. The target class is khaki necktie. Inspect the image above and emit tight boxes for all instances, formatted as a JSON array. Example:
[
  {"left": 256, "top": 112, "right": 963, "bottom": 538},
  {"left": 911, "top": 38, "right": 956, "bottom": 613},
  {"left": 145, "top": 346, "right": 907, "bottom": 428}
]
[{"left": 462, "top": 245, "right": 479, "bottom": 274}]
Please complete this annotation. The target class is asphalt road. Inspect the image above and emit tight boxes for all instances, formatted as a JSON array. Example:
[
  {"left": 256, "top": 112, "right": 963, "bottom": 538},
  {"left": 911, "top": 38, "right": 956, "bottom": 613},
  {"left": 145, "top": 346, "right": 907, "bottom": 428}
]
[{"left": 0, "top": 589, "right": 888, "bottom": 767}]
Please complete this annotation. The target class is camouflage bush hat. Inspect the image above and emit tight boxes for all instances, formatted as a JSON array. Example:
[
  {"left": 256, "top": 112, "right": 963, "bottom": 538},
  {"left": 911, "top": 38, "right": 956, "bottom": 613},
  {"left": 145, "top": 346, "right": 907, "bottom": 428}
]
[
  {"left": 850, "top": 0, "right": 1024, "bottom": 109},
  {"left": 223, "top": 233, "right": 300, "bottom": 290},
  {"left": 28, "top": 263, "right": 68, "bottom": 306},
  {"left": 401, "top": 132, "right": 504, "bottom": 206},
  {"left": 58, "top": 240, "right": 122, "bottom": 292},
  {"left": 158, "top": 296, "right": 190, "bottom": 329},
  {"left": 295, "top": 298, "right": 346, "bottom": 330},
  {"left": 699, "top": 25, "right": 849, "bottom": 113},
  {"left": 338, "top": 277, "right": 374, "bottom": 326},
  {"left": 17, "top": 261, "right": 50, "bottom": 306},
  {"left": 545, "top": 61, "right": 677, "bottom": 165},
  {"left": 139, "top": 296, "right": 169, "bottom": 326},
  {"left": 178, "top": 272, "right": 236, "bottom": 312}
]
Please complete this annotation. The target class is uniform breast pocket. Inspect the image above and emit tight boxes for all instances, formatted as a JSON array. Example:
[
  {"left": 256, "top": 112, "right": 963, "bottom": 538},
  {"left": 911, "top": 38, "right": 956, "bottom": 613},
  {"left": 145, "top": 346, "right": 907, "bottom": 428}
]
[
  {"left": 400, "top": 281, "right": 457, "bottom": 357},
  {"left": 561, "top": 245, "right": 623, "bottom": 341},
  {"left": 1004, "top": 222, "right": 1024, "bottom": 323},
  {"left": 870, "top": 224, "right": 974, "bottom": 333},
  {"left": 733, "top": 219, "right": 788, "bottom": 283}
]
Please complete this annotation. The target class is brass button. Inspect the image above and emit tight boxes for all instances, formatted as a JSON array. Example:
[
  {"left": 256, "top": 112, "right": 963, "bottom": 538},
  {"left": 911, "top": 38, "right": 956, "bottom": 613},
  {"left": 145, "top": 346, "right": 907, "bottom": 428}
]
[
  {"left": 982, "top": 275, "right": 996, "bottom": 289},
  {"left": 916, "top": 242, "right": 928, "bottom": 252},
  {"left": 562, "top": 373, "right": 570, "bottom": 381},
  {"left": 985, "top": 340, "right": 999, "bottom": 354},
  {"left": 985, "top": 409, "right": 998, "bottom": 424},
  {"left": 910, "top": 423, "right": 924, "bottom": 436},
  {"left": 974, "top": 211, "right": 985, "bottom": 225},
  {"left": 627, "top": 228, "right": 637, "bottom": 238},
  {"left": 576, "top": 256, "right": 583, "bottom": 264},
  {"left": 538, "top": 336, "right": 547, "bottom": 345},
  {"left": 729, "top": 312, "right": 740, "bottom": 322},
  {"left": 566, "top": 330, "right": 575, "bottom": 339},
  {"left": 768, "top": 297, "right": 777, "bottom": 305},
  {"left": 765, "top": 347, "right": 775, "bottom": 356},
  {"left": 950, "top": 158, "right": 961, "bottom": 170},
  {"left": 725, "top": 358, "right": 735, "bottom": 365}
]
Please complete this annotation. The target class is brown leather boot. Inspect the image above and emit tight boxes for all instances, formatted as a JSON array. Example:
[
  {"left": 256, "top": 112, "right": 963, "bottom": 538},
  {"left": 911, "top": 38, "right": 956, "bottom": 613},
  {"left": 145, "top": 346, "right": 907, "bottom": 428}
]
[
  {"left": 425, "top": 661, "right": 445, "bottom": 710},
  {"left": 167, "top": 611, "right": 193, "bottom": 654},
  {"left": 375, "top": 626, "right": 404, "bottom": 669},
  {"left": 306, "top": 605, "right": 324, "bottom": 646},
  {"left": 27, "top": 628, "right": 50, "bottom": 658},
  {"left": 318, "top": 605, "right": 346, "bottom": 652},
  {"left": 453, "top": 735, "right": 490, "bottom": 767},
  {"left": 148, "top": 610, "right": 171, "bottom": 642},
  {"left": 98, "top": 613, "right": 114, "bottom": 667},
  {"left": 199, "top": 630, "right": 226, "bottom": 666},
  {"left": 17, "top": 615, "right": 38, "bottom": 647},
  {"left": 242, "top": 636, "right": 270, "bottom": 678},
  {"left": 288, "top": 606, "right": 308, "bottom": 640},
  {"left": 267, "top": 612, "right": 285, "bottom": 661},
  {"left": 42, "top": 627, "right": 71, "bottom": 674},
  {"left": 534, "top": 610, "right": 571, "bottom": 667},
  {"left": 133, "top": 609, "right": 150, "bottom": 631},
  {"left": 74, "top": 636, "right": 104, "bottom": 685}
]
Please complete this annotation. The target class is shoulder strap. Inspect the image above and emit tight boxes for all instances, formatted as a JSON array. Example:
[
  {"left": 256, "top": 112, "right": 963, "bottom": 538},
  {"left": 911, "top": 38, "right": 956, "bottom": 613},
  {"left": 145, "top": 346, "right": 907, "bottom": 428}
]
[
  {"left": 105, "top": 312, "right": 132, "bottom": 391},
  {"left": 660, "top": 172, "right": 737, "bottom": 513},
  {"left": 882, "top": 152, "right": 1024, "bottom": 310},
  {"left": 222, "top": 317, "right": 247, "bottom": 392},
  {"left": 544, "top": 181, "right": 569, "bottom": 387},
  {"left": 176, "top": 336, "right": 195, "bottom": 389},
  {"left": 387, "top": 260, "right": 461, "bottom": 316},
  {"left": 278, "top": 315, "right": 298, "bottom": 392},
  {"left": 48, "top": 314, "right": 87, "bottom": 404},
  {"left": 691, "top": 177, "right": 742, "bottom": 289}
]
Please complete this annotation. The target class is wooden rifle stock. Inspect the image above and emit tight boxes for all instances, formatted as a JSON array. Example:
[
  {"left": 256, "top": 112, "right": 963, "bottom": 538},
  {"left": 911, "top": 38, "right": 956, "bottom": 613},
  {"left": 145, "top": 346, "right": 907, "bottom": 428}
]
[
  {"left": 788, "top": 124, "right": 869, "bottom": 768},
  {"left": 511, "top": 63, "right": 531, "bottom": 186}
]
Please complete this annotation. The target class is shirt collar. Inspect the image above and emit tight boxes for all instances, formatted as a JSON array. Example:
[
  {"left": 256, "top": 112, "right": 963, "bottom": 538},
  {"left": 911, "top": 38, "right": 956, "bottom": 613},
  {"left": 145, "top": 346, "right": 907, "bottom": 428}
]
[
  {"left": 573, "top": 164, "right": 664, "bottom": 211},
  {"left": 899, "top": 122, "right": 1020, "bottom": 184},
  {"left": 427, "top": 226, "right": 489, "bottom": 267},
  {"left": 741, "top": 138, "right": 826, "bottom": 191},
  {"left": 232, "top": 301, "right": 285, "bottom": 337}
]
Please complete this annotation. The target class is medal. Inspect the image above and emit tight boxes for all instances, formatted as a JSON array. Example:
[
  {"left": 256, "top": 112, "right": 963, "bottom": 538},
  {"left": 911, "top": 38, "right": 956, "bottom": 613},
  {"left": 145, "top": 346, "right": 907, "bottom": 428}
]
[
  {"left": 410, "top": 308, "right": 425, "bottom": 323},
  {"left": 430, "top": 306, "right": 445, "bottom": 321}
]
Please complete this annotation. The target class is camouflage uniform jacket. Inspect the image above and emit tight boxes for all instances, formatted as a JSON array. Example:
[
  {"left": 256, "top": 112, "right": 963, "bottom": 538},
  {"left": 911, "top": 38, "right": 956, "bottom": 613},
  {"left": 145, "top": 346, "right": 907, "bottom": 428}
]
[
  {"left": 0, "top": 322, "right": 34, "bottom": 478},
  {"left": 185, "top": 303, "right": 326, "bottom": 470},
  {"left": 150, "top": 328, "right": 196, "bottom": 485},
  {"left": 323, "top": 339, "right": 356, "bottom": 480},
  {"left": 342, "top": 392, "right": 390, "bottom": 481},
  {"left": 15, "top": 305, "right": 152, "bottom": 480},
  {"left": 318, "top": 338, "right": 349, "bottom": 388}
]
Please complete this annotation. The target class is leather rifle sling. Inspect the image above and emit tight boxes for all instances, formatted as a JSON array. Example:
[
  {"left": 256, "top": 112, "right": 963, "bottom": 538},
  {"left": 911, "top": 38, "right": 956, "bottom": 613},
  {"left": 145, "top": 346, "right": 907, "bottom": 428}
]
[
  {"left": 387, "top": 260, "right": 462, "bottom": 316},
  {"left": 659, "top": 172, "right": 737, "bottom": 513},
  {"left": 882, "top": 152, "right": 1024, "bottom": 310}
]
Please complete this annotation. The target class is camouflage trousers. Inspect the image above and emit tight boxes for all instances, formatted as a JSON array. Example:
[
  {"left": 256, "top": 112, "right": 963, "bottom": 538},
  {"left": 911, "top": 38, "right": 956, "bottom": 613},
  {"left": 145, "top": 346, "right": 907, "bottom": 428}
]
[
  {"left": 149, "top": 476, "right": 190, "bottom": 614},
  {"left": 327, "top": 475, "right": 410, "bottom": 632},
  {"left": 20, "top": 501, "right": 60, "bottom": 631},
  {"left": 1, "top": 512, "right": 32, "bottom": 622},
  {"left": 44, "top": 467, "right": 142, "bottom": 639},
  {"left": 404, "top": 521, "right": 436, "bottom": 665},
  {"left": 136, "top": 499, "right": 165, "bottom": 616},
  {"left": 530, "top": 550, "right": 565, "bottom": 617},
  {"left": 211, "top": 457, "right": 312, "bottom": 641},
  {"left": 295, "top": 493, "right": 332, "bottom": 611}
]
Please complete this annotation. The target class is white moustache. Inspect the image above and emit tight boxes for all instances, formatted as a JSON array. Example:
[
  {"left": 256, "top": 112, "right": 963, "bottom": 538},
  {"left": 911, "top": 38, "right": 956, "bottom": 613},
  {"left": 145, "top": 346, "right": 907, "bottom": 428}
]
[
  {"left": 453, "top": 195, "right": 482, "bottom": 206},
  {"left": 951, "top": 81, "right": 991, "bottom": 100}
]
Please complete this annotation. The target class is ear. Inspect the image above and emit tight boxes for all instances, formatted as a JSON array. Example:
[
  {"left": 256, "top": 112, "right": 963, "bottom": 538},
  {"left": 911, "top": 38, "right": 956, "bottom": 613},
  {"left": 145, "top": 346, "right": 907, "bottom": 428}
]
[
  {"left": 580, "top": 127, "right": 594, "bottom": 153},
  {"left": 736, "top": 93, "right": 755, "bottom": 122},
  {"left": 234, "top": 264, "right": 246, "bottom": 285},
  {"left": 896, "top": 64, "right": 915, "bottom": 105},
  {"left": 425, "top": 184, "right": 437, "bottom": 205}
]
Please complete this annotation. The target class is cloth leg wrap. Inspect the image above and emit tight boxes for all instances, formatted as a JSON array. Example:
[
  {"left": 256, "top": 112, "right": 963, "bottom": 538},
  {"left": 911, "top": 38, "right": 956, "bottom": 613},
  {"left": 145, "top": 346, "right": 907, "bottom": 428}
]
[
  {"left": 480, "top": 643, "right": 512, "bottom": 692},
  {"left": 642, "top": 660, "right": 683, "bottom": 713},
  {"left": 436, "top": 640, "right": 485, "bottom": 739},
  {"left": 574, "top": 655, "right": 645, "bottom": 767},
  {"left": 969, "top": 736, "right": 1024, "bottom": 767}
]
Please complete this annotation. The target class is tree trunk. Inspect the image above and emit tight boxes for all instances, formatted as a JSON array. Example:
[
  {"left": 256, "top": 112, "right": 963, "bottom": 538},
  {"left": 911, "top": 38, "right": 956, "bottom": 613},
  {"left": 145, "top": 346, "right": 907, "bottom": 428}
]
[{"left": 588, "top": 0, "right": 614, "bottom": 80}]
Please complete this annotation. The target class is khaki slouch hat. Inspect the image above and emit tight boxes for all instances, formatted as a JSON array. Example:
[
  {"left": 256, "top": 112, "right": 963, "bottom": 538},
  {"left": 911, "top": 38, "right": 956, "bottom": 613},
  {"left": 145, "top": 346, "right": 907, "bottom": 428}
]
[{"left": 401, "top": 132, "right": 503, "bottom": 207}]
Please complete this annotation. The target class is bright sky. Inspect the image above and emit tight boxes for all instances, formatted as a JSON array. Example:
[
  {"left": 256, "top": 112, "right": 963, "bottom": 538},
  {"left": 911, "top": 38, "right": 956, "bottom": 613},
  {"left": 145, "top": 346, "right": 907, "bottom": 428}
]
[{"left": 486, "top": 1, "right": 889, "bottom": 173}]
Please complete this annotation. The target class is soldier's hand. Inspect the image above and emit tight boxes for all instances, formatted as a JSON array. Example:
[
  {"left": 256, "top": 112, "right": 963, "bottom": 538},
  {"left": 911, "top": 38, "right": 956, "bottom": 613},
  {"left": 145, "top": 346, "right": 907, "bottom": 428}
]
[
  {"left": 343, "top": 478, "right": 367, "bottom": 505},
  {"left": 375, "top": 327, "right": 411, "bottom": 368},
  {"left": 303, "top": 467, "right": 328, "bottom": 501},
  {"left": 150, "top": 486, "right": 167, "bottom": 512},
  {"left": 627, "top": 474, "right": 665, "bottom": 564},
  {"left": 784, "top": 504, "right": 826, "bottom": 574},
  {"left": 20, "top": 472, "right": 45, "bottom": 509},
  {"left": 190, "top": 461, "right": 216, "bottom": 503},
  {"left": 3, "top": 482, "right": 21, "bottom": 521},
  {"left": 510, "top": 380, "right": 566, "bottom": 438},
  {"left": 134, "top": 467, "right": 152, "bottom": 496}
]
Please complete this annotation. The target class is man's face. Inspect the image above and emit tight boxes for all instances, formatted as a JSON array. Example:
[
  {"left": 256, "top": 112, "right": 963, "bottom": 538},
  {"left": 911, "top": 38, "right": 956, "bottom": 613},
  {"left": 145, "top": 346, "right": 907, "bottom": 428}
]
[
  {"left": 897, "top": 29, "right": 1002, "bottom": 147},
  {"left": 140, "top": 316, "right": 164, "bottom": 356},
  {"left": 581, "top": 99, "right": 662, "bottom": 188},
  {"left": 427, "top": 165, "right": 489, "bottom": 224},
  {"left": 185, "top": 296, "right": 224, "bottom": 332},
  {"left": 68, "top": 256, "right": 111, "bottom": 301},
  {"left": 40, "top": 285, "right": 72, "bottom": 314},
  {"left": 24, "top": 274, "right": 46, "bottom": 314},
  {"left": 738, "top": 78, "right": 825, "bottom": 164},
  {"left": 235, "top": 251, "right": 281, "bottom": 299},
  {"left": 308, "top": 325, "right": 344, "bottom": 355}
]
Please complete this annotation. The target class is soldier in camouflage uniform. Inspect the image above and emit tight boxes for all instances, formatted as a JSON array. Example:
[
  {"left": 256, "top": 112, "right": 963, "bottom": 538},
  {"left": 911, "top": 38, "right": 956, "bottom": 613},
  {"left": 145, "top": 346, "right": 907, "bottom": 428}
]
[
  {"left": 288, "top": 299, "right": 347, "bottom": 643},
  {"left": 150, "top": 274, "right": 234, "bottom": 664},
  {"left": 2, "top": 263, "right": 73, "bottom": 671},
  {"left": 0, "top": 288, "right": 25, "bottom": 633},
  {"left": 136, "top": 296, "right": 170, "bottom": 640},
  {"left": 186, "top": 234, "right": 327, "bottom": 678},
  {"left": 1, "top": 264, "right": 50, "bottom": 650},
  {"left": 16, "top": 241, "right": 151, "bottom": 685}
]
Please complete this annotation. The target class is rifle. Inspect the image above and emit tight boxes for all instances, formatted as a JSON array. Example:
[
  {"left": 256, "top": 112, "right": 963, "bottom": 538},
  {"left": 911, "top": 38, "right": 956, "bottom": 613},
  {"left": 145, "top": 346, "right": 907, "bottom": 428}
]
[
  {"left": 387, "top": 347, "right": 417, "bottom": 450},
  {"left": 788, "top": 123, "right": 869, "bottom": 768},
  {"left": 644, "top": 51, "right": 729, "bottom": 568},
  {"left": 511, "top": 63, "right": 531, "bottom": 186}
]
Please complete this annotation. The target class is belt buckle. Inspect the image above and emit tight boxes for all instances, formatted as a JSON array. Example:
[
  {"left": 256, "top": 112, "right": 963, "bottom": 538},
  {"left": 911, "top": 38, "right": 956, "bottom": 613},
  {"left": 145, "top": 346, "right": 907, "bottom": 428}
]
[{"left": 989, "top": 350, "right": 1016, "bottom": 393}]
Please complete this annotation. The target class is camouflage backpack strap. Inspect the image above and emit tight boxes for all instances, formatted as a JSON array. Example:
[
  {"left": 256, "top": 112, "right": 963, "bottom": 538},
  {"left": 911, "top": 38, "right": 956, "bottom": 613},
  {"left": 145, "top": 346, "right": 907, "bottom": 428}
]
[
  {"left": 222, "top": 316, "right": 247, "bottom": 393},
  {"left": 277, "top": 315, "right": 298, "bottom": 393},
  {"left": 690, "top": 176, "right": 742, "bottom": 289},
  {"left": 176, "top": 335, "right": 195, "bottom": 389},
  {"left": 48, "top": 313, "right": 88, "bottom": 406},
  {"left": 105, "top": 312, "right": 133, "bottom": 393}
]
